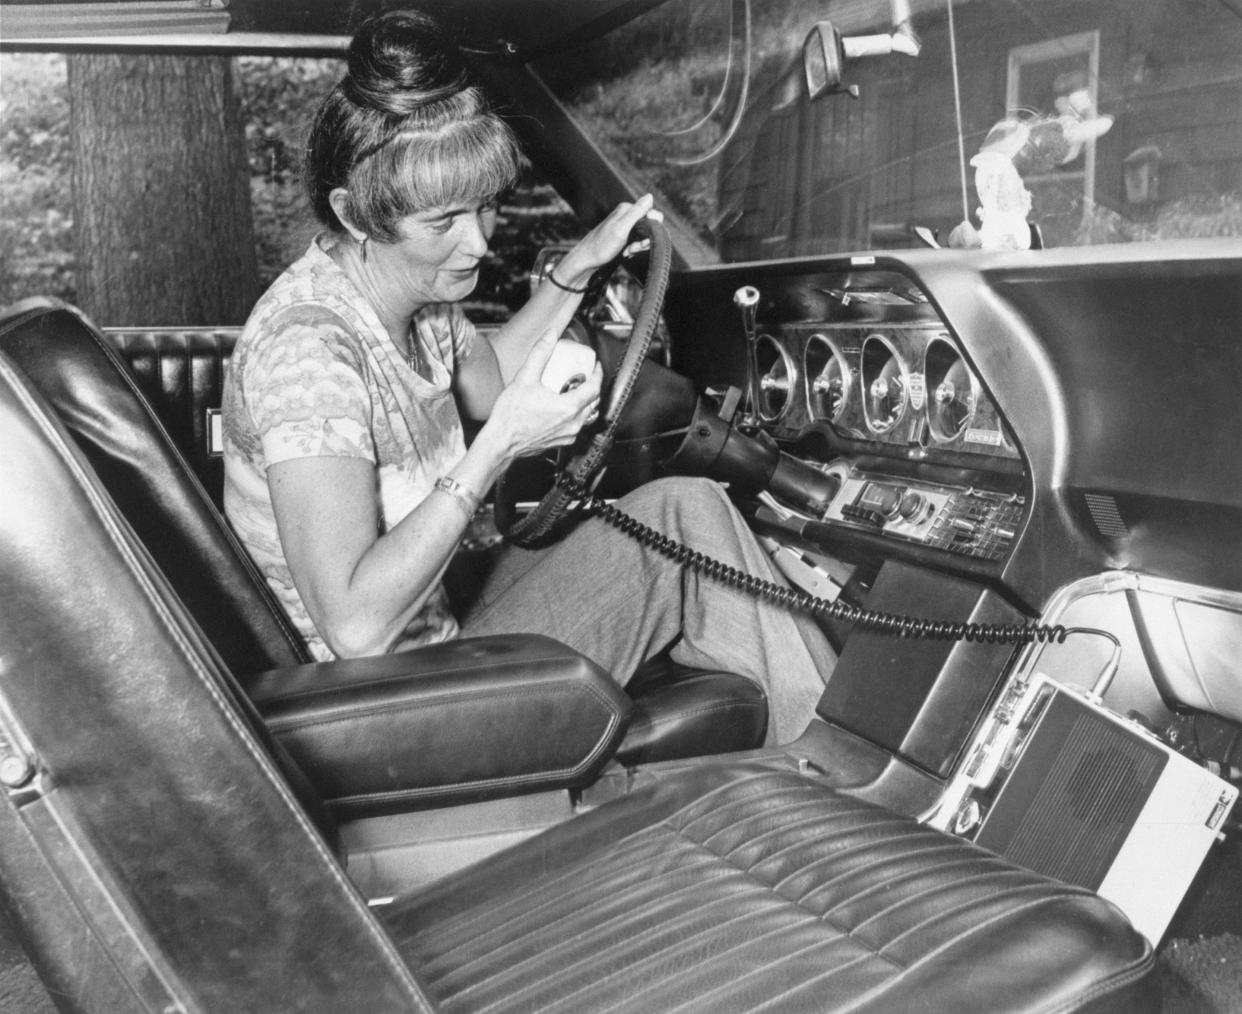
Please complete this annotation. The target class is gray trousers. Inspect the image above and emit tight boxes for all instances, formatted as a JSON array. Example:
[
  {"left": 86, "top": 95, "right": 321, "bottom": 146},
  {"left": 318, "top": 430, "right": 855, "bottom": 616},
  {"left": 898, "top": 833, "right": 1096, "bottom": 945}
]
[{"left": 461, "top": 477, "right": 837, "bottom": 744}]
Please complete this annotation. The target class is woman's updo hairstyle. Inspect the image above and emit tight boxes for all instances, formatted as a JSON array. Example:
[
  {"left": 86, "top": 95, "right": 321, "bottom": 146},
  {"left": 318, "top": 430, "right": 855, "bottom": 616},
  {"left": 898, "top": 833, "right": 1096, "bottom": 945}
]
[{"left": 306, "top": 9, "right": 522, "bottom": 241}]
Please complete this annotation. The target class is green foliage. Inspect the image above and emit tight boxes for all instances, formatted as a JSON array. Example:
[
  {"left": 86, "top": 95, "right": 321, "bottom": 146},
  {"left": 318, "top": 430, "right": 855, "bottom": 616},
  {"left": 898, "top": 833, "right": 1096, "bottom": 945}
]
[
  {"left": 236, "top": 57, "right": 338, "bottom": 288},
  {"left": 0, "top": 53, "right": 75, "bottom": 307},
  {"left": 531, "top": 0, "right": 835, "bottom": 249},
  {"left": 234, "top": 56, "right": 582, "bottom": 316},
  {"left": 0, "top": 52, "right": 582, "bottom": 321},
  {"left": 1076, "top": 194, "right": 1242, "bottom": 245}
]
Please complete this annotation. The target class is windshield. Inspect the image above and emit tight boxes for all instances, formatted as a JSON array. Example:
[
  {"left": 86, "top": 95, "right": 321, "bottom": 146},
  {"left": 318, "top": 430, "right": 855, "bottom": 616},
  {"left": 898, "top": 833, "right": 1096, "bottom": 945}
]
[{"left": 534, "top": 0, "right": 1242, "bottom": 261}]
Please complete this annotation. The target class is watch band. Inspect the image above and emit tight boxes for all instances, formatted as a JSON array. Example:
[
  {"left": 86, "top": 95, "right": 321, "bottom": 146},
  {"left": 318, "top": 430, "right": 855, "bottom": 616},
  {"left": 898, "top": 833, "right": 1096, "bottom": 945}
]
[{"left": 433, "top": 476, "right": 480, "bottom": 519}]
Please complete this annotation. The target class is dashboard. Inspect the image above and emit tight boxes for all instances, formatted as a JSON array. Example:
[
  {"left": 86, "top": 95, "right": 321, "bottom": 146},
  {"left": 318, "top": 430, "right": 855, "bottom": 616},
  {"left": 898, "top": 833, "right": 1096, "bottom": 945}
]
[
  {"left": 725, "top": 269, "right": 1026, "bottom": 569},
  {"left": 754, "top": 320, "right": 1017, "bottom": 462},
  {"left": 667, "top": 241, "right": 1242, "bottom": 608},
  {"left": 660, "top": 241, "right": 1242, "bottom": 783}
]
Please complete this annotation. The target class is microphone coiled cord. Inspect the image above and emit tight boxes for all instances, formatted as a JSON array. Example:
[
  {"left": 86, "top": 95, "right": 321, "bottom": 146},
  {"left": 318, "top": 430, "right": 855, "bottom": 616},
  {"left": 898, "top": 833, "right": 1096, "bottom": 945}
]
[{"left": 557, "top": 473, "right": 1068, "bottom": 646}]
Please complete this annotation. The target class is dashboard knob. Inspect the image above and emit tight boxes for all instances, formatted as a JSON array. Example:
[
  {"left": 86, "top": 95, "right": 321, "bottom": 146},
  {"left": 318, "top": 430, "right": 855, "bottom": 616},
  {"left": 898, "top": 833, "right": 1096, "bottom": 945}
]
[
  {"left": 871, "top": 485, "right": 903, "bottom": 519},
  {"left": 898, "top": 491, "right": 928, "bottom": 521}
]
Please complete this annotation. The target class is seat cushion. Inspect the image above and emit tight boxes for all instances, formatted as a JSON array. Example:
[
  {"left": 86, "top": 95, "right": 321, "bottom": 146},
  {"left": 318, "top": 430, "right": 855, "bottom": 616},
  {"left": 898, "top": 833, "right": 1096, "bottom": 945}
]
[
  {"left": 615, "top": 655, "right": 766, "bottom": 766},
  {"left": 385, "top": 763, "right": 1156, "bottom": 1014}
]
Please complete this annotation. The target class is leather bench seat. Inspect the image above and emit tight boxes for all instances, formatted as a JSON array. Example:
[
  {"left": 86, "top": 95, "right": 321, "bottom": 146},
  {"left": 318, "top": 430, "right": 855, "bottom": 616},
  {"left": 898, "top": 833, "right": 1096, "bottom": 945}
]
[
  {"left": 391, "top": 763, "right": 1155, "bottom": 1013},
  {"left": 0, "top": 344, "right": 1159, "bottom": 1012}
]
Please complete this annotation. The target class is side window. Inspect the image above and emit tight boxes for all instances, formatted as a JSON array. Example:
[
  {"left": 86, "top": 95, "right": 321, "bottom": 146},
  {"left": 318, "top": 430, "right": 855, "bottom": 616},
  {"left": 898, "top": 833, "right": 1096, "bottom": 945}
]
[
  {"left": 0, "top": 53, "right": 580, "bottom": 325},
  {"left": 237, "top": 57, "right": 338, "bottom": 292},
  {"left": 237, "top": 57, "right": 583, "bottom": 324},
  {"left": 0, "top": 53, "right": 73, "bottom": 308}
]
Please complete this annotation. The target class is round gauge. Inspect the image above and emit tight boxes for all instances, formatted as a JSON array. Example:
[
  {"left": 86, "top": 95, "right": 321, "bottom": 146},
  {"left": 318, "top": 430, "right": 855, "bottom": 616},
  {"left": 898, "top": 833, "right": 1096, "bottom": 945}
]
[
  {"left": 924, "top": 337, "right": 977, "bottom": 441},
  {"left": 804, "top": 333, "right": 850, "bottom": 422},
  {"left": 755, "top": 334, "right": 796, "bottom": 422},
  {"left": 860, "top": 334, "right": 908, "bottom": 434}
]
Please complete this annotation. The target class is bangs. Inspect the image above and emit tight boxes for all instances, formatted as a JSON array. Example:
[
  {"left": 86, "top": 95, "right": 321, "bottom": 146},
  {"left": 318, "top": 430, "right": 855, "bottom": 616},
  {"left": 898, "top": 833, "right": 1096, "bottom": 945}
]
[{"left": 350, "top": 115, "right": 523, "bottom": 239}]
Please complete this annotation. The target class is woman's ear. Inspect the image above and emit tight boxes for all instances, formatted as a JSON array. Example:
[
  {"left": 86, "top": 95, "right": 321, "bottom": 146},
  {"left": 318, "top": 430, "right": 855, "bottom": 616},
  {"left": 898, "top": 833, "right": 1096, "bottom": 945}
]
[{"left": 328, "top": 188, "right": 367, "bottom": 243}]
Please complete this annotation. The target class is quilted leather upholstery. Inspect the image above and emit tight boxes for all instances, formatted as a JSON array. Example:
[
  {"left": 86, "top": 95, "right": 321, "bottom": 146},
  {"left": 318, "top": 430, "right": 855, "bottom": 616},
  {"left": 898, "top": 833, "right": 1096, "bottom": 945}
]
[
  {"left": 105, "top": 326, "right": 234, "bottom": 506},
  {"left": 390, "top": 763, "right": 1158, "bottom": 1014}
]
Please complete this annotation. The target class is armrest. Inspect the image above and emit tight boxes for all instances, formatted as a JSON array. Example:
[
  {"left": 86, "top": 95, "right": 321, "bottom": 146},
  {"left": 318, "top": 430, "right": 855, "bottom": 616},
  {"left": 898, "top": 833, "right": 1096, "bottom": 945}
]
[{"left": 249, "top": 634, "right": 631, "bottom": 817}]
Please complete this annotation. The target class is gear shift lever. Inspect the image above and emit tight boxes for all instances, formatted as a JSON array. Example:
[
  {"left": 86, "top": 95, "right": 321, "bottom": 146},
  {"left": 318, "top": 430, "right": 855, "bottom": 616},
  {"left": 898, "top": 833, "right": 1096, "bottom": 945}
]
[{"left": 733, "top": 285, "right": 761, "bottom": 427}]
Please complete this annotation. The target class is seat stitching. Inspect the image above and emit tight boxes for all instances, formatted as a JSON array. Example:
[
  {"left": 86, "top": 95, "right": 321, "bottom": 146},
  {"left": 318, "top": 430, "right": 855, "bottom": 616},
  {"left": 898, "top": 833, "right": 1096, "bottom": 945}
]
[
  {"left": 806, "top": 834, "right": 1051, "bottom": 942},
  {"left": 655, "top": 941, "right": 887, "bottom": 1014},
  {"left": 783, "top": 840, "right": 1004, "bottom": 902},
  {"left": 478, "top": 903, "right": 876, "bottom": 1014},
  {"left": 771, "top": 829, "right": 961, "bottom": 894},
  {"left": 445, "top": 877, "right": 779, "bottom": 1007},
  {"left": 870, "top": 880, "right": 1091, "bottom": 956},
  {"left": 837, "top": 892, "right": 1140, "bottom": 1014},
  {"left": 419, "top": 830, "right": 725, "bottom": 964},
  {"left": 672, "top": 776, "right": 858, "bottom": 839},
  {"left": 429, "top": 799, "right": 925, "bottom": 1001},
  {"left": 404, "top": 824, "right": 704, "bottom": 952},
  {"left": 413, "top": 772, "right": 991, "bottom": 1003},
  {"left": 711, "top": 806, "right": 885, "bottom": 860}
]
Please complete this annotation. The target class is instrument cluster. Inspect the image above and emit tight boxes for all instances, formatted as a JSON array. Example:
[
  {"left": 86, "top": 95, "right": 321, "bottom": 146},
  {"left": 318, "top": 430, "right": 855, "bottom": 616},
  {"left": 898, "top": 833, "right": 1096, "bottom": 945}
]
[{"left": 752, "top": 323, "right": 1019, "bottom": 462}]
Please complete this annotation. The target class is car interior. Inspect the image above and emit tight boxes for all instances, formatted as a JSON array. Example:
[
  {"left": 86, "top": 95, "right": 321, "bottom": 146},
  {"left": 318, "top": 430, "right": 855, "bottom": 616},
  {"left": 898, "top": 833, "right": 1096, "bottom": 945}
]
[{"left": 2, "top": 0, "right": 1241, "bottom": 1011}]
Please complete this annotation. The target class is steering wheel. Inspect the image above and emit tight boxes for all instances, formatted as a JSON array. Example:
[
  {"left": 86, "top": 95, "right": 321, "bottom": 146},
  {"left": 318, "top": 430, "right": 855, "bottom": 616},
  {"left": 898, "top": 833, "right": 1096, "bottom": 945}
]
[{"left": 496, "top": 215, "right": 673, "bottom": 548}]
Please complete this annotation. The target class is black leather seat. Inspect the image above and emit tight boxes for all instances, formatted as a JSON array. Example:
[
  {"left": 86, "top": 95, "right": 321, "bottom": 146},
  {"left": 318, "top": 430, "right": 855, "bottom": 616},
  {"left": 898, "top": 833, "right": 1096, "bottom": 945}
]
[
  {"left": 0, "top": 296, "right": 766, "bottom": 768},
  {"left": 0, "top": 344, "right": 1157, "bottom": 1013}
]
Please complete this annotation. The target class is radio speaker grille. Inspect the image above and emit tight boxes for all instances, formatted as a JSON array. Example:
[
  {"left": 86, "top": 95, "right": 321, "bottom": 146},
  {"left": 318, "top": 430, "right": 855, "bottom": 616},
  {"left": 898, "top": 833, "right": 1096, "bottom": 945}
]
[{"left": 975, "top": 690, "right": 1166, "bottom": 889}]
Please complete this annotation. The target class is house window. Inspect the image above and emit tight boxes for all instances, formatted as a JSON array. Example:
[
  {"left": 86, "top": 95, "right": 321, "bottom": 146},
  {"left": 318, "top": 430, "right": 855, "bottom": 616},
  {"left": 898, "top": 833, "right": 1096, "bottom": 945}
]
[{"left": 1006, "top": 30, "right": 1103, "bottom": 244}]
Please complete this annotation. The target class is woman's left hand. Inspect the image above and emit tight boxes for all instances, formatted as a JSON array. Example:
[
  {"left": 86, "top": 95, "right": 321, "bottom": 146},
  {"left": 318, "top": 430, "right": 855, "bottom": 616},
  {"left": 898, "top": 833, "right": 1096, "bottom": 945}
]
[{"left": 554, "top": 194, "right": 660, "bottom": 290}]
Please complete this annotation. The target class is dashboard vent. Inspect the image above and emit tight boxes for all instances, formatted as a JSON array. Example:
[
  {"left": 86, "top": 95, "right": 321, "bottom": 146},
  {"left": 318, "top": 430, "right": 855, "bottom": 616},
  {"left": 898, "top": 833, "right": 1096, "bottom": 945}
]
[{"left": 1083, "top": 493, "right": 1130, "bottom": 539}]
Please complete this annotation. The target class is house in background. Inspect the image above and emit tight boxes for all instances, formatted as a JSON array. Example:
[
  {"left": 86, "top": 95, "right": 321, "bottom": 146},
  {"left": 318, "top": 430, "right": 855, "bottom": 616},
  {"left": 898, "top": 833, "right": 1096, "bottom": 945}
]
[{"left": 720, "top": 0, "right": 1242, "bottom": 257}]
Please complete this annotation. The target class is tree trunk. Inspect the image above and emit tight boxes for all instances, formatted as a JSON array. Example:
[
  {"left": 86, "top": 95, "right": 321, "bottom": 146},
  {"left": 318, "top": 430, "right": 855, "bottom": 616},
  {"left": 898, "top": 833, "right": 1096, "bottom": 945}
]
[{"left": 66, "top": 54, "right": 258, "bottom": 326}]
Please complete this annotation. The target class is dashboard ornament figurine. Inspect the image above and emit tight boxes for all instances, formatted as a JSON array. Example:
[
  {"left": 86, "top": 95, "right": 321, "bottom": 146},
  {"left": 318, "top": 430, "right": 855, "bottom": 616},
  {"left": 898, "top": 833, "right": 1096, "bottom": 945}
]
[
  {"left": 959, "top": 118, "right": 1038, "bottom": 250},
  {"left": 950, "top": 98, "right": 1114, "bottom": 250}
]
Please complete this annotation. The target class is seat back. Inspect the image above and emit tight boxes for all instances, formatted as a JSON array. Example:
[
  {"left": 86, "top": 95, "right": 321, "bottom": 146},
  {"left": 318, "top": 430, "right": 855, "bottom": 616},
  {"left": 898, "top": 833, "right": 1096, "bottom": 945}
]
[
  {"left": 0, "top": 298, "right": 308, "bottom": 680},
  {"left": 0, "top": 298, "right": 769, "bottom": 762},
  {"left": 0, "top": 349, "right": 432, "bottom": 1012}
]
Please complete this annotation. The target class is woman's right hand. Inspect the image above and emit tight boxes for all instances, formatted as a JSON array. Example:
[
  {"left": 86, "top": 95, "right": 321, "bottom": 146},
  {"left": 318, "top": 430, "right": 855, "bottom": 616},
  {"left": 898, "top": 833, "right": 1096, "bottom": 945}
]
[{"left": 485, "top": 331, "right": 602, "bottom": 461}]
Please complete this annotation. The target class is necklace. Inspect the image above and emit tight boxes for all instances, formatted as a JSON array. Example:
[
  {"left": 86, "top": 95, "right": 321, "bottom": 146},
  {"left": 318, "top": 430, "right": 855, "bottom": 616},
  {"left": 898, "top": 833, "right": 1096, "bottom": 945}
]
[{"left": 403, "top": 331, "right": 422, "bottom": 375}]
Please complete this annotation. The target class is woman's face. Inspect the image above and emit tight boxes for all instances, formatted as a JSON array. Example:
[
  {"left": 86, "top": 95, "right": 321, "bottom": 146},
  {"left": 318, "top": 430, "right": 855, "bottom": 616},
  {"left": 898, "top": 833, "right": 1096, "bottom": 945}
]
[{"left": 378, "top": 200, "right": 498, "bottom": 306}]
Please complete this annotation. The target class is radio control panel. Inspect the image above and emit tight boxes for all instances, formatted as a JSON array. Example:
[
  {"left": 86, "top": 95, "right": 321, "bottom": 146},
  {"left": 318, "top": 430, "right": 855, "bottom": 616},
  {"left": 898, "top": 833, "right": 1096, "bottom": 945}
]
[{"left": 824, "top": 470, "right": 1024, "bottom": 561}]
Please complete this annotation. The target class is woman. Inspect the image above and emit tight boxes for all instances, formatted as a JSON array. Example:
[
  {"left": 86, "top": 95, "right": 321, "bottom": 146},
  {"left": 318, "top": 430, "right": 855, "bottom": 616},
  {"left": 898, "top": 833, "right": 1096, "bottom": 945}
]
[{"left": 222, "top": 9, "right": 835, "bottom": 743}]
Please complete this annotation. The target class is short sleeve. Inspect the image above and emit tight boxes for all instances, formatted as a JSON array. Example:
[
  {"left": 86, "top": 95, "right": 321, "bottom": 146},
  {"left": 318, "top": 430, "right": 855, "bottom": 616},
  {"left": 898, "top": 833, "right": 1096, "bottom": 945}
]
[{"left": 243, "top": 308, "right": 377, "bottom": 467}]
